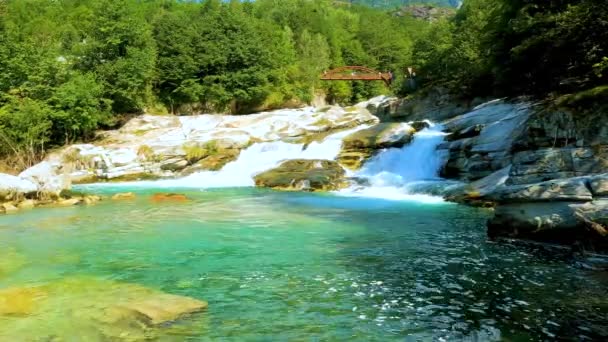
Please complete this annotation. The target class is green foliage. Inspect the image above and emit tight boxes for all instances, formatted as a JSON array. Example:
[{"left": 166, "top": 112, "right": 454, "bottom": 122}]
[
  {"left": 183, "top": 141, "right": 220, "bottom": 163},
  {"left": 414, "top": 0, "right": 608, "bottom": 97}
]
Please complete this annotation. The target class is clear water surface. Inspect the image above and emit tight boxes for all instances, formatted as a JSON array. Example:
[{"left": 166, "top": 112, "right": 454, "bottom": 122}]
[{"left": 1, "top": 187, "right": 607, "bottom": 341}]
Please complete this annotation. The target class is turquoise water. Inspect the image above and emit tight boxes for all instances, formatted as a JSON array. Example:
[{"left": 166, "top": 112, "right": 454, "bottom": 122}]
[{"left": 1, "top": 187, "right": 607, "bottom": 340}]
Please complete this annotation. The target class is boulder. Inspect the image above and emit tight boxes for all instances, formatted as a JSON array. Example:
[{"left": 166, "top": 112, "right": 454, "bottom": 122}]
[
  {"left": 488, "top": 200, "right": 608, "bottom": 250},
  {"left": 19, "top": 161, "right": 70, "bottom": 195},
  {"left": 160, "top": 157, "right": 189, "bottom": 171},
  {"left": 112, "top": 192, "right": 136, "bottom": 200},
  {"left": 487, "top": 202, "right": 582, "bottom": 242},
  {"left": 17, "top": 200, "right": 36, "bottom": 209},
  {"left": 338, "top": 123, "right": 415, "bottom": 170},
  {"left": 444, "top": 166, "right": 511, "bottom": 206},
  {"left": 0, "top": 277, "right": 208, "bottom": 340},
  {"left": 438, "top": 101, "right": 532, "bottom": 180},
  {"left": 57, "top": 198, "right": 82, "bottom": 206},
  {"left": 254, "top": 159, "right": 347, "bottom": 191},
  {"left": 590, "top": 173, "right": 608, "bottom": 197},
  {"left": 83, "top": 195, "right": 102, "bottom": 205},
  {"left": 150, "top": 193, "right": 189, "bottom": 202},
  {"left": 1, "top": 202, "right": 18, "bottom": 213},
  {"left": 0, "top": 173, "right": 38, "bottom": 199},
  {"left": 446, "top": 124, "right": 484, "bottom": 141},
  {"left": 486, "top": 177, "right": 593, "bottom": 203}
]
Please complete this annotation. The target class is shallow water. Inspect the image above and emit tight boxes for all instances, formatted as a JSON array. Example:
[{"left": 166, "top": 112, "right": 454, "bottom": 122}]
[{"left": 1, "top": 187, "right": 607, "bottom": 340}]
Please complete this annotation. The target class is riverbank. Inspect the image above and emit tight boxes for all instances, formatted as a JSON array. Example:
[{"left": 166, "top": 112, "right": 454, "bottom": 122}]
[
  {"left": 2, "top": 96, "right": 607, "bottom": 255},
  {"left": 3, "top": 186, "right": 608, "bottom": 340}
]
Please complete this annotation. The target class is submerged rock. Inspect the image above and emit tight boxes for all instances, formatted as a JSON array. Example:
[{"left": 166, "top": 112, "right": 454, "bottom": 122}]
[
  {"left": 56, "top": 198, "right": 82, "bottom": 207},
  {"left": 254, "top": 159, "right": 347, "bottom": 192},
  {"left": 0, "top": 287, "right": 47, "bottom": 316},
  {"left": 0, "top": 277, "right": 208, "bottom": 340},
  {"left": 112, "top": 192, "right": 136, "bottom": 200},
  {"left": 150, "top": 193, "right": 189, "bottom": 202}
]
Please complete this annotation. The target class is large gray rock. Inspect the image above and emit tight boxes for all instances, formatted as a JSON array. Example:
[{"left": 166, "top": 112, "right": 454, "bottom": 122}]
[
  {"left": 439, "top": 101, "right": 532, "bottom": 180},
  {"left": 488, "top": 199, "right": 608, "bottom": 250},
  {"left": 371, "top": 87, "right": 476, "bottom": 122},
  {"left": 487, "top": 177, "right": 593, "bottom": 203},
  {"left": 19, "top": 162, "right": 71, "bottom": 195},
  {"left": 0, "top": 173, "right": 38, "bottom": 199},
  {"left": 589, "top": 173, "right": 608, "bottom": 197},
  {"left": 508, "top": 148, "right": 608, "bottom": 185}
]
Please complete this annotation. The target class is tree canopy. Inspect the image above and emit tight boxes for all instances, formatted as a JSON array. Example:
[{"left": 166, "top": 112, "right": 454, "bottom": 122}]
[{"left": 0, "top": 0, "right": 606, "bottom": 168}]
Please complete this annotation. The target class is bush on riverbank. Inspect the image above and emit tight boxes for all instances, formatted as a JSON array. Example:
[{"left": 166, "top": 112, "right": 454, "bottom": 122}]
[{"left": 0, "top": 0, "right": 435, "bottom": 170}]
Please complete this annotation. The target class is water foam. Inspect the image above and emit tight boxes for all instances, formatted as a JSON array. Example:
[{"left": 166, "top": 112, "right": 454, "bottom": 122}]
[
  {"left": 337, "top": 123, "right": 450, "bottom": 203},
  {"left": 88, "top": 125, "right": 368, "bottom": 189}
]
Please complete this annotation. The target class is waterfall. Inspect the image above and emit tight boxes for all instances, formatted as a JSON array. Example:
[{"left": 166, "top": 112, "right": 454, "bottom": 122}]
[
  {"left": 97, "top": 125, "right": 369, "bottom": 189},
  {"left": 338, "top": 123, "right": 450, "bottom": 203}
]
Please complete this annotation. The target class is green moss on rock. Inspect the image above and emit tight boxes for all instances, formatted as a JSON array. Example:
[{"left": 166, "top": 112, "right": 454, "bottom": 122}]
[{"left": 254, "top": 159, "right": 347, "bottom": 192}]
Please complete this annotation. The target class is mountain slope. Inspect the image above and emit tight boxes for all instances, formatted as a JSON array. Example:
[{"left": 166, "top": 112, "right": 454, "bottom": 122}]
[{"left": 350, "top": 0, "right": 461, "bottom": 8}]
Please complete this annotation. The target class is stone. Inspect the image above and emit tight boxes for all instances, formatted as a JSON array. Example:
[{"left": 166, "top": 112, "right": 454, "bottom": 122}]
[
  {"left": 150, "top": 193, "right": 189, "bottom": 202},
  {"left": 0, "top": 287, "right": 47, "bottom": 316},
  {"left": 439, "top": 101, "right": 532, "bottom": 180},
  {"left": 57, "top": 198, "right": 82, "bottom": 206},
  {"left": 372, "top": 87, "right": 474, "bottom": 122},
  {"left": 589, "top": 173, "right": 608, "bottom": 197},
  {"left": 1, "top": 203, "right": 18, "bottom": 213},
  {"left": 341, "top": 123, "right": 415, "bottom": 151},
  {"left": 254, "top": 159, "right": 347, "bottom": 192},
  {"left": 0, "top": 173, "right": 38, "bottom": 199},
  {"left": 409, "top": 121, "right": 431, "bottom": 131},
  {"left": 196, "top": 149, "right": 241, "bottom": 172},
  {"left": 446, "top": 124, "right": 484, "bottom": 141},
  {"left": 160, "top": 157, "right": 189, "bottom": 171},
  {"left": 19, "top": 161, "right": 71, "bottom": 195},
  {"left": 338, "top": 123, "right": 415, "bottom": 170},
  {"left": 112, "top": 192, "right": 136, "bottom": 200},
  {"left": 17, "top": 200, "right": 36, "bottom": 209},
  {"left": 0, "top": 276, "right": 208, "bottom": 339},
  {"left": 122, "top": 293, "right": 208, "bottom": 325},
  {"left": 83, "top": 195, "right": 101, "bottom": 205},
  {"left": 444, "top": 166, "right": 511, "bottom": 206},
  {"left": 488, "top": 199, "right": 608, "bottom": 250},
  {"left": 486, "top": 177, "right": 593, "bottom": 203}
]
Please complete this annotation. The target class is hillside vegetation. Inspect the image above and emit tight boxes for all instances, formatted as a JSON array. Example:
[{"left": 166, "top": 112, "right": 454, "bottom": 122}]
[{"left": 0, "top": 0, "right": 606, "bottom": 170}]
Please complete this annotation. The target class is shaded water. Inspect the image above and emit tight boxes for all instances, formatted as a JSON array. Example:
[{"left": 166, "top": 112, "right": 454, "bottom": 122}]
[{"left": 1, "top": 187, "right": 607, "bottom": 340}]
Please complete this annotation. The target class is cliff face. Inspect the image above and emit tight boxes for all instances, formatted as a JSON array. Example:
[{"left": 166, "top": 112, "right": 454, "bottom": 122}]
[{"left": 371, "top": 95, "right": 608, "bottom": 252}]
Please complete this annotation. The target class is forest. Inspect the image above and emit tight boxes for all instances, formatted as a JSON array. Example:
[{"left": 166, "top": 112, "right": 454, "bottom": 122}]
[{"left": 0, "top": 0, "right": 607, "bottom": 168}]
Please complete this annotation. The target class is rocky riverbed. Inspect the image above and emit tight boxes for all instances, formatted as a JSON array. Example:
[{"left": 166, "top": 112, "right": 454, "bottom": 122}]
[{"left": 2, "top": 96, "right": 607, "bottom": 253}]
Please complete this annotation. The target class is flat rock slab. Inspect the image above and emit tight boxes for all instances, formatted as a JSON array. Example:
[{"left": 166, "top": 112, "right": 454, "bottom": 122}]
[
  {"left": 254, "top": 159, "right": 347, "bottom": 191},
  {"left": 590, "top": 173, "right": 608, "bottom": 197},
  {"left": 0, "top": 277, "right": 208, "bottom": 340},
  {"left": 486, "top": 178, "right": 593, "bottom": 203},
  {"left": 122, "top": 293, "right": 207, "bottom": 325}
]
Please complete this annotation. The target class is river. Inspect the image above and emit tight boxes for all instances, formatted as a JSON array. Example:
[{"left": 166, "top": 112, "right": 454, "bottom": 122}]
[{"left": 1, "top": 117, "right": 607, "bottom": 340}]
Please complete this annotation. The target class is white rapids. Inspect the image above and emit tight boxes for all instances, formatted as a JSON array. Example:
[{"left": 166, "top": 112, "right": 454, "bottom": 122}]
[{"left": 337, "top": 123, "right": 450, "bottom": 203}]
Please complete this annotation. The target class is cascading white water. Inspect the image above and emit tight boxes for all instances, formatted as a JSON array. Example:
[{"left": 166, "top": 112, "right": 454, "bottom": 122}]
[
  {"left": 338, "top": 123, "right": 450, "bottom": 203},
  {"left": 100, "top": 125, "right": 369, "bottom": 189}
]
